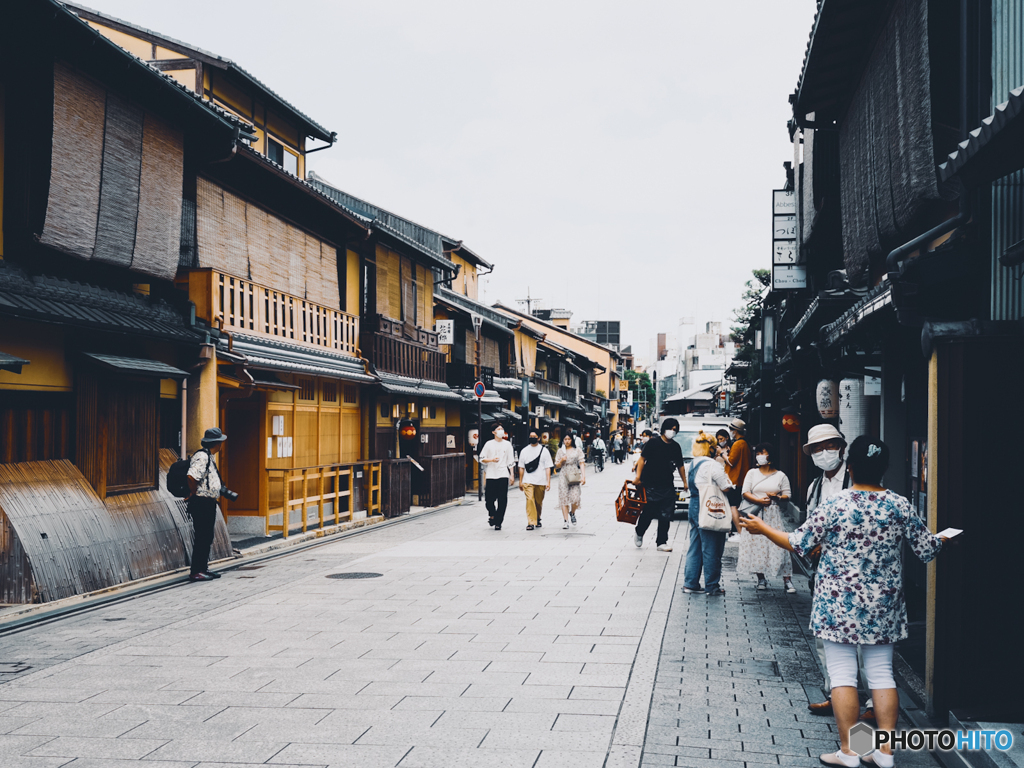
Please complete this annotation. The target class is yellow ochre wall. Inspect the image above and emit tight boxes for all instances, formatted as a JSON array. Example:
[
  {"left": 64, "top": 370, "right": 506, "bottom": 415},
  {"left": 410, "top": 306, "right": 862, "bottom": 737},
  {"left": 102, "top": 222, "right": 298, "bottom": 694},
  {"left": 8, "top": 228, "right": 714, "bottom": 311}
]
[
  {"left": 449, "top": 254, "right": 479, "bottom": 300},
  {"left": 374, "top": 245, "right": 433, "bottom": 328},
  {"left": 346, "top": 249, "right": 360, "bottom": 316},
  {"left": 0, "top": 321, "right": 72, "bottom": 391}
]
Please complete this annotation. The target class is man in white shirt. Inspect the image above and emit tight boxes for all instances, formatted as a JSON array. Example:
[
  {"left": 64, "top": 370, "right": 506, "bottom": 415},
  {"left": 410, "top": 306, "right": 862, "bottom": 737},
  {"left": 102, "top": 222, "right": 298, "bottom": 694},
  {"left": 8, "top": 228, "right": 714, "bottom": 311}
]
[
  {"left": 479, "top": 423, "right": 515, "bottom": 530},
  {"left": 186, "top": 427, "right": 227, "bottom": 583},
  {"left": 518, "top": 430, "right": 553, "bottom": 530},
  {"left": 802, "top": 424, "right": 872, "bottom": 723}
]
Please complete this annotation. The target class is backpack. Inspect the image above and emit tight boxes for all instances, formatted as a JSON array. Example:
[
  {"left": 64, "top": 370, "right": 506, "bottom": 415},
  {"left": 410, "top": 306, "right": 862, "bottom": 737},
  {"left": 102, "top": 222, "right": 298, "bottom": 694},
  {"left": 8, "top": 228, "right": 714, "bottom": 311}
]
[{"left": 167, "top": 449, "right": 210, "bottom": 498}]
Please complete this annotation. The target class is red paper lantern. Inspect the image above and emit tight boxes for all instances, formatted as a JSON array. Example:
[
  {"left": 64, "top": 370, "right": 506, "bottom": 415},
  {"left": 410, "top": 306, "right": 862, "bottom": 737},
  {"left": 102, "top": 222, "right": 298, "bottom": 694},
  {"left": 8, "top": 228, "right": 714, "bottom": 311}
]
[
  {"left": 781, "top": 413, "right": 800, "bottom": 433},
  {"left": 399, "top": 419, "right": 418, "bottom": 440}
]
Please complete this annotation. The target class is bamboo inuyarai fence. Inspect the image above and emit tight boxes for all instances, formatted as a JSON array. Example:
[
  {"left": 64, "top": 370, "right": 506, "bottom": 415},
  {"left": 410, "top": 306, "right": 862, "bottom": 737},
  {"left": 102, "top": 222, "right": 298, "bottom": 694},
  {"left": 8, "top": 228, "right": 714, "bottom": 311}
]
[{"left": 264, "top": 461, "right": 381, "bottom": 538}]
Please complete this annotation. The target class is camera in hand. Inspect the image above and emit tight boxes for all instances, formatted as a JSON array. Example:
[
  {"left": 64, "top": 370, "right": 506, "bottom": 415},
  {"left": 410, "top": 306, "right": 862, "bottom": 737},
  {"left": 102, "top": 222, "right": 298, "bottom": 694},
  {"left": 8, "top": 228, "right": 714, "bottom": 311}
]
[{"left": 219, "top": 487, "right": 239, "bottom": 502}]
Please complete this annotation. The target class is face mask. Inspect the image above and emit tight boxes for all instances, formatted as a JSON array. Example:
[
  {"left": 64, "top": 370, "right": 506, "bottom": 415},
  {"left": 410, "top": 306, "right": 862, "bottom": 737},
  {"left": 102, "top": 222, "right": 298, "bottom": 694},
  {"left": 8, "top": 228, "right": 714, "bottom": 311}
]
[
  {"left": 495, "top": 430, "right": 504, "bottom": 439},
  {"left": 663, "top": 429, "right": 677, "bottom": 440},
  {"left": 812, "top": 449, "right": 842, "bottom": 471},
  {"left": 756, "top": 454, "right": 769, "bottom": 466},
  {"left": 529, "top": 436, "right": 539, "bottom": 444},
  {"left": 718, "top": 439, "right": 726, "bottom": 446}
]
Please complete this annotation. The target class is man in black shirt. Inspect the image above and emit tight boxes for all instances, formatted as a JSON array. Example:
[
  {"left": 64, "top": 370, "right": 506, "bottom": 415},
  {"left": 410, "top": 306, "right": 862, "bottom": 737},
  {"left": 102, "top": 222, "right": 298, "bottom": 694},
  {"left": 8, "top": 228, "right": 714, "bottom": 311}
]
[{"left": 633, "top": 418, "right": 687, "bottom": 551}]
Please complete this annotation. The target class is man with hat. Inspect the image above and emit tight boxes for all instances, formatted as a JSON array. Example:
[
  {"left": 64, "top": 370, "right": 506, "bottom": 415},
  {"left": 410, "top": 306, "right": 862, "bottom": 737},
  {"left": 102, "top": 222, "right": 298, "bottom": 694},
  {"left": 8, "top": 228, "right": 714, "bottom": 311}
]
[
  {"left": 802, "top": 424, "right": 873, "bottom": 723},
  {"left": 186, "top": 427, "right": 227, "bottom": 582}
]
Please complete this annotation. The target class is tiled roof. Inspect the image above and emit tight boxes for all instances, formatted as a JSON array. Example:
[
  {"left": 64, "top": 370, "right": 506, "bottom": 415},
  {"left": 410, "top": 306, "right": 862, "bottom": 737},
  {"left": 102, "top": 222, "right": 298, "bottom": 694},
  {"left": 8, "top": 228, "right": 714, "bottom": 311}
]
[
  {"left": 939, "top": 85, "right": 1024, "bottom": 184},
  {"left": 62, "top": 2, "right": 330, "bottom": 141},
  {"left": 82, "top": 353, "right": 189, "bottom": 379},
  {"left": 376, "top": 373, "right": 464, "bottom": 402},
  {"left": 226, "top": 333, "right": 375, "bottom": 383},
  {"left": 435, "top": 288, "right": 514, "bottom": 334},
  {"left": 0, "top": 261, "right": 199, "bottom": 342},
  {"left": 307, "top": 174, "right": 457, "bottom": 271},
  {"left": 54, "top": 1, "right": 253, "bottom": 135}
]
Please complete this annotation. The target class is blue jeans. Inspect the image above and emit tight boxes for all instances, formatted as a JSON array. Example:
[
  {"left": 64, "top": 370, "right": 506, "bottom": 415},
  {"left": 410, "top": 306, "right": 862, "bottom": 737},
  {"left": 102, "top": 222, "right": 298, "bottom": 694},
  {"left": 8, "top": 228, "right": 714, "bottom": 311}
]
[{"left": 683, "top": 516, "right": 727, "bottom": 591}]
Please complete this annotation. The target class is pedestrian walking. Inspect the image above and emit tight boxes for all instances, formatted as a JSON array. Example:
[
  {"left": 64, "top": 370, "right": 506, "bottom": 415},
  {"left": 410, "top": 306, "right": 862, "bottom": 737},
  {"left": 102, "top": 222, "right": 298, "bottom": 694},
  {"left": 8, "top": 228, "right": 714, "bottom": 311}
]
[
  {"left": 632, "top": 417, "right": 687, "bottom": 552},
  {"left": 186, "top": 427, "right": 227, "bottom": 583},
  {"left": 480, "top": 423, "right": 515, "bottom": 530},
  {"left": 554, "top": 433, "right": 585, "bottom": 528},
  {"left": 739, "top": 437, "right": 953, "bottom": 768},
  {"left": 631, "top": 429, "right": 652, "bottom": 473},
  {"left": 682, "top": 431, "right": 740, "bottom": 595},
  {"left": 518, "top": 430, "right": 553, "bottom": 530},
  {"left": 737, "top": 442, "right": 795, "bottom": 593},
  {"left": 612, "top": 433, "right": 623, "bottom": 464},
  {"left": 800, "top": 424, "right": 865, "bottom": 720}
]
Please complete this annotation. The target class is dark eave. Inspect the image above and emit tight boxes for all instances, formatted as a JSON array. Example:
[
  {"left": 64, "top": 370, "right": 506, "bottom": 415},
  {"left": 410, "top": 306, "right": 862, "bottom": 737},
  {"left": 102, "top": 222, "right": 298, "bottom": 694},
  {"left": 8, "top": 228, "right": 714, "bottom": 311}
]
[
  {"left": 939, "top": 85, "right": 1024, "bottom": 187},
  {"left": 62, "top": 2, "right": 334, "bottom": 143},
  {"left": 441, "top": 237, "right": 494, "bottom": 271},
  {"left": 435, "top": 287, "right": 514, "bottom": 336},
  {"left": 793, "top": 0, "right": 894, "bottom": 123}
]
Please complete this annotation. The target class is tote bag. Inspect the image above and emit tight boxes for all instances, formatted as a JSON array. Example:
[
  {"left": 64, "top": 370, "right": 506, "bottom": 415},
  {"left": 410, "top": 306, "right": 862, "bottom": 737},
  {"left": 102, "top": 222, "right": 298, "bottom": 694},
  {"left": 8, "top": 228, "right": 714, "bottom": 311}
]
[{"left": 695, "top": 460, "right": 732, "bottom": 532}]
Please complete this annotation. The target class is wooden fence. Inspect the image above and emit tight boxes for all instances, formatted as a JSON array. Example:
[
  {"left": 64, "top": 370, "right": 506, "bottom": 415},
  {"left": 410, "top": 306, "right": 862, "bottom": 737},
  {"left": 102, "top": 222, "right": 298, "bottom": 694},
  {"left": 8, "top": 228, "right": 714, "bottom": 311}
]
[
  {"left": 264, "top": 460, "right": 381, "bottom": 538},
  {"left": 415, "top": 453, "right": 466, "bottom": 508},
  {"left": 379, "top": 459, "right": 412, "bottom": 518}
]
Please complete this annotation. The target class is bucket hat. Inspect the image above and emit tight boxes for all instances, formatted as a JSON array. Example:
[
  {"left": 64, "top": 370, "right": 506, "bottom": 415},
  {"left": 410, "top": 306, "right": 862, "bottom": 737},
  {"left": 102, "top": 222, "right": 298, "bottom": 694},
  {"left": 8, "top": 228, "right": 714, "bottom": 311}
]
[
  {"left": 802, "top": 424, "right": 845, "bottom": 455},
  {"left": 201, "top": 427, "right": 227, "bottom": 444}
]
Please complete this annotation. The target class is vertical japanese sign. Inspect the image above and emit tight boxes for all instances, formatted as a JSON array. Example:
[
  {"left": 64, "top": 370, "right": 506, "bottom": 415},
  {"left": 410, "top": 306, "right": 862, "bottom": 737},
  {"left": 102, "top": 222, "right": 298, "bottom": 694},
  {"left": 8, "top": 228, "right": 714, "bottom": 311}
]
[{"left": 772, "top": 189, "right": 806, "bottom": 290}]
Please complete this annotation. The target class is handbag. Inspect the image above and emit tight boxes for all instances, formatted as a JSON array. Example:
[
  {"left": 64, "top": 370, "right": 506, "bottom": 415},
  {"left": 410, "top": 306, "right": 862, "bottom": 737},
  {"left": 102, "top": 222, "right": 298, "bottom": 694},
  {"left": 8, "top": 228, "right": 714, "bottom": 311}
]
[
  {"left": 695, "top": 460, "right": 732, "bottom": 532},
  {"left": 562, "top": 452, "right": 582, "bottom": 485}
]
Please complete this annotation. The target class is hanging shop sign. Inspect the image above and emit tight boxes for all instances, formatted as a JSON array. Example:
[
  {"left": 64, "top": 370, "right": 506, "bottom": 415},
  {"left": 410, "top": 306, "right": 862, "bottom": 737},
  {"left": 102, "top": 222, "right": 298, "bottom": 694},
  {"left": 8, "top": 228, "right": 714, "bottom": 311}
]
[
  {"left": 446, "top": 434, "right": 456, "bottom": 449},
  {"left": 435, "top": 319, "right": 454, "bottom": 345},
  {"left": 816, "top": 379, "right": 839, "bottom": 419},
  {"left": 772, "top": 189, "right": 804, "bottom": 290},
  {"left": 467, "top": 428, "right": 479, "bottom": 447}
]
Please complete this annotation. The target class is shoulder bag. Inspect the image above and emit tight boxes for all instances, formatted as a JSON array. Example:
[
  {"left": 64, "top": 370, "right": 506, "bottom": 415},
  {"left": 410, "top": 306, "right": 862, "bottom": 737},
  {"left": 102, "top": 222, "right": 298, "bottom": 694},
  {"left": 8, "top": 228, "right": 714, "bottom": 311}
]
[
  {"left": 562, "top": 451, "right": 582, "bottom": 486},
  {"left": 523, "top": 446, "right": 543, "bottom": 474}
]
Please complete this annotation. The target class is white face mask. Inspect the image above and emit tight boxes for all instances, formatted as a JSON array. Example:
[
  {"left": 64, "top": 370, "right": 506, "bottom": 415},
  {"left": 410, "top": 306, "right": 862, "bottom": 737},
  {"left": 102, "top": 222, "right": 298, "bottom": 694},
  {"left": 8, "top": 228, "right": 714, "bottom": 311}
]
[
  {"left": 663, "top": 429, "right": 677, "bottom": 440},
  {"left": 756, "top": 454, "right": 769, "bottom": 466},
  {"left": 494, "top": 430, "right": 504, "bottom": 439},
  {"left": 812, "top": 449, "right": 842, "bottom": 471}
]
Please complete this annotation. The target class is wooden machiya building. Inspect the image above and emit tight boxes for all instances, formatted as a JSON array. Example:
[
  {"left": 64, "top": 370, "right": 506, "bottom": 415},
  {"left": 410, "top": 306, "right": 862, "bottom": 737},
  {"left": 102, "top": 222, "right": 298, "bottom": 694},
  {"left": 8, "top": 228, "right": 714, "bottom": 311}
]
[
  {"left": 306, "top": 176, "right": 470, "bottom": 512},
  {"left": 0, "top": 1, "right": 245, "bottom": 602},
  {"left": 768, "top": 0, "right": 1024, "bottom": 731}
]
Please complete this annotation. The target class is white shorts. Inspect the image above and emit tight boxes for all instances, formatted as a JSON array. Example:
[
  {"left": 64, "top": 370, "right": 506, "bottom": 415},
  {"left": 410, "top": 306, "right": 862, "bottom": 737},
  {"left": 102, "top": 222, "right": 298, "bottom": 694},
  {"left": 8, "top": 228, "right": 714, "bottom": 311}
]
[{"left": 822, "top": 640, "right": 895, "bottom": 690}]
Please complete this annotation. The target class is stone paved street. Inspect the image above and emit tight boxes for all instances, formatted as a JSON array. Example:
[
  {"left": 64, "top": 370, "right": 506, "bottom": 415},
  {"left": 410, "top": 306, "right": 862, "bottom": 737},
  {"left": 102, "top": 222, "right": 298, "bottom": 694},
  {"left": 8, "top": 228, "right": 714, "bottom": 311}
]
[{"left": 0, "top": 461, "right": 938, "bottom": 768}]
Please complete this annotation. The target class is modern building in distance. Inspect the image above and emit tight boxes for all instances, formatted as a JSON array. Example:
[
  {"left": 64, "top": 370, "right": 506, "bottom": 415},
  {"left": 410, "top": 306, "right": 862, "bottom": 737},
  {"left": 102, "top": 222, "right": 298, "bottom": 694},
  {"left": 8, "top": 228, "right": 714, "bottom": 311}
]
[
  {"left": 572, "top": 320, "right": 621, "bottom": 352},
  {"left": 527, "top": 307, "right": 573, "bottom": 329}
]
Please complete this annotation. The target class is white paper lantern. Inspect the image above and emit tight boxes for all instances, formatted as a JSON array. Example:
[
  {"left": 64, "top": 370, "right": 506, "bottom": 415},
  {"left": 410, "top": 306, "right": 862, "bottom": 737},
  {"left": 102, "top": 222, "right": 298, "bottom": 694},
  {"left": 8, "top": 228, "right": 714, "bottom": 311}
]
[
  {"left": 816, "top": 379, "right": 839, "bottom": 419},
  {"left": 839, "top": 377, "right": 868, "bottom": 445}
]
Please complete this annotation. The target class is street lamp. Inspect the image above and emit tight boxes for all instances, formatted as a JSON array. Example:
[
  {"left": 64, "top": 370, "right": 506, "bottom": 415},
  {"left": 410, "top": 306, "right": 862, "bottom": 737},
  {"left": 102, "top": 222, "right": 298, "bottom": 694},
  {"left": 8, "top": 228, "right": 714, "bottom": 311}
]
[{"left": 472, "top": 314, "right": 483, "bottom": 501}]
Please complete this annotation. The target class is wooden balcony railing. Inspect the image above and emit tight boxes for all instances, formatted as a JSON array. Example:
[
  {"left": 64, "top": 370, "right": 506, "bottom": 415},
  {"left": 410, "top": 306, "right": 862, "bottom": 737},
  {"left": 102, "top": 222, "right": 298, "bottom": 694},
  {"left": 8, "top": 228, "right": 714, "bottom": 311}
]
[
  {"left": 364, "top": 331, "right": 446, "bottom": 382},
  {"left": 264, "top": 461, "right": 381, "bottom": 538},
  {"left": 532, "top": 375, "right": 579, "bottom": 404},
  {"left": 187, "top": 270, "right": 359, "bottom": 356}
]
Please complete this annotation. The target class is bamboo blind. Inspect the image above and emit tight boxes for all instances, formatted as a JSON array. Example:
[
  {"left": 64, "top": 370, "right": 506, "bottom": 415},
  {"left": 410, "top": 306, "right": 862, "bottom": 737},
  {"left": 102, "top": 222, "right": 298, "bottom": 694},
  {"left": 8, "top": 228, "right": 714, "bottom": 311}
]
[
  {"left": 39, "top": 63, "right": 184, "bottom": 281},
  {"left": 196, "top": 178, "right": 342, "bottom": 308}
]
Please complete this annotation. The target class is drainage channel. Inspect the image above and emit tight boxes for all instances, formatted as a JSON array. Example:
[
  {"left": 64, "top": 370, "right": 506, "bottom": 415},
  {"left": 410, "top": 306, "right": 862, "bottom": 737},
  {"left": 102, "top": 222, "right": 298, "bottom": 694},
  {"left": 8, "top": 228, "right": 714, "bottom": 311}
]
[{"left": 0, "top": 501, "right": 465, "bottom": 637}]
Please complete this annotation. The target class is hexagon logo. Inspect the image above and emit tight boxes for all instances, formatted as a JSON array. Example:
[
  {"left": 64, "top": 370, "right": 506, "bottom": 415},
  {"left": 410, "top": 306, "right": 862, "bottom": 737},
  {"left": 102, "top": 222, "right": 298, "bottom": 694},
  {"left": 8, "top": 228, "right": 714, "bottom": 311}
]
[{"left": 849, "top": 722, "right": 875, "bottom": 756}]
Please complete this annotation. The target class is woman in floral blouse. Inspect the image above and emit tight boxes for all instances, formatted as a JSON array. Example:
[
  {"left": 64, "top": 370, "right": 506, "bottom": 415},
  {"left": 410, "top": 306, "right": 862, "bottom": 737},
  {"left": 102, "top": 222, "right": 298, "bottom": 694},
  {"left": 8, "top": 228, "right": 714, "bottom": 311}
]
[{"left": 740, "top": 437, "right": 950, "bottom": 768}]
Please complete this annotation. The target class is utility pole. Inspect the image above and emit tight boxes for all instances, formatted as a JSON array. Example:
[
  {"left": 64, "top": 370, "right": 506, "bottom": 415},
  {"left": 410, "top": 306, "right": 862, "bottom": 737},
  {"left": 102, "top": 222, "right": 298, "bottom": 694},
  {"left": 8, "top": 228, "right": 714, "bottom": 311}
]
[
  {"left": 473, "top": 314, "right": 484, "bottom": 501},
  {"left": 516, "top": 287, "right": 543, "bottom": 317}
]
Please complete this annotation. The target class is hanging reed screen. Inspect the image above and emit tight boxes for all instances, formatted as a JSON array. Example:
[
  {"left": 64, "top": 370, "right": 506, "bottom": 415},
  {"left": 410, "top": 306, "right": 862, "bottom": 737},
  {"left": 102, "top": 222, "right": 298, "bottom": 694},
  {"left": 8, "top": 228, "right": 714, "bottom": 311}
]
[{"left": 39, "top": 63, "right": 184, "bottom": 281}]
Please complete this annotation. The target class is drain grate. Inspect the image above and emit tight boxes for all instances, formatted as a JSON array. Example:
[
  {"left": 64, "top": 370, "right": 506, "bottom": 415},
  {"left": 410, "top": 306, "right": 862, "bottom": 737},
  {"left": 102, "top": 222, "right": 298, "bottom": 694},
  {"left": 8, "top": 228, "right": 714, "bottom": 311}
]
[
  {"left": 235, "top": 566, "right": 264, "bottom": 571},
  {"left": 326, "top": 572, "right": 383, "bottom": 580},
  {"left": 103, "top": 618, "right": 126, "bottom": 622}
]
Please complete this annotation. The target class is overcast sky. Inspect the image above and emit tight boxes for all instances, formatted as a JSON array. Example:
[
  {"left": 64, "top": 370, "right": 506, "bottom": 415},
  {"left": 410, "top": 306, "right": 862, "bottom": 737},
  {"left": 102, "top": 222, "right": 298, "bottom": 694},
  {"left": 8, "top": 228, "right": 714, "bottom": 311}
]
[{"left": 85, "top": 0, "right": 817, "bottom": 366}]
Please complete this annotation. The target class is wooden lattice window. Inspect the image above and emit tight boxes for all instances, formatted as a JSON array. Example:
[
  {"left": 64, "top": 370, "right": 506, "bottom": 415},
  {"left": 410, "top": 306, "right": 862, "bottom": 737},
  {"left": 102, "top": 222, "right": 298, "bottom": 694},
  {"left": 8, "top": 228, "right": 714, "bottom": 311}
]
[
  {"left": 343, "top": 385, "right": 358, "bottom": 404},
  {"left": 297, "top": 377, "right": 316, "bottom": 402},
  {"left": 322, "top": 381, "right": 338, "bottom": 403}
]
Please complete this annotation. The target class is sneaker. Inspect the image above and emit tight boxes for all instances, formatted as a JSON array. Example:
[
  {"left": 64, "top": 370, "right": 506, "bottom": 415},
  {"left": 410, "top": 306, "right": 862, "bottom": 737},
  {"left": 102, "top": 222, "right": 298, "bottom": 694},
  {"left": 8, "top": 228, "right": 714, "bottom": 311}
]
[
  {"left": 818, "top": 750, "right": 861, "bottom": 767},
  {"left": 784, "top": 579, "right": 796, "bottom": 593},
  {"left": 526, "top": 524, "right": 535, "bottom": 531},
  {"left": 203, "top": 571, "right": 222, "bottom": 579},
  {"left": 494, "top": 525, "right": 501, "bottom": 531},
  {"left": 756, "top": 578, "right": 768, "bottom": 590},
  {"left": 563, "top": 521, "right": 570, "bottom": 529},
  {"left": 188, "top": 572, "right": 214, "bottom": 582},
  {"left": 656, "top": 544, "right": 672, "bottom": 552},
  {"left": 634, "top": 532, "right": 643, "bottom": 548},
  {"left": 682, "top": 586, "right": 704, "bottom": 594},
  {"left": 570, "top": 513, "right": 577, "bottom": 525},
  {"left": 706, "top": 587, "right": 726, "bottom": 596}
]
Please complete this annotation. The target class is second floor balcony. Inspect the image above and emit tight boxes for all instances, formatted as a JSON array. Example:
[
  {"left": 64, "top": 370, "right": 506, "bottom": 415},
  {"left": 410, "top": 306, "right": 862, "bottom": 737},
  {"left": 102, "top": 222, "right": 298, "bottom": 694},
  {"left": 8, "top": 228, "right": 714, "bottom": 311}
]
[
  {"left": 363, "top": 330, "right": 446, "bottom": 382},
  {"left": 187, "top": 270, "right": 359, "bottom": 357},
  {"left": 532, "top": 374, "right": 579, "bottom": 404}
]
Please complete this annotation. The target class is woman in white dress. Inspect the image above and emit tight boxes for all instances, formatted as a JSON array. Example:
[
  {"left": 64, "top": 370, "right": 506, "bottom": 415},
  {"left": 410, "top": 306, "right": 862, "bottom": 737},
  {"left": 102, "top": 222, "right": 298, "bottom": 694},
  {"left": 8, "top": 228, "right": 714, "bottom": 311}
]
[
  {"left": 737, "top": 442, "right": 795, "bottom": 592},
  {"left": 554, "top": 434, "right": 585, "bottom": 529}
]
